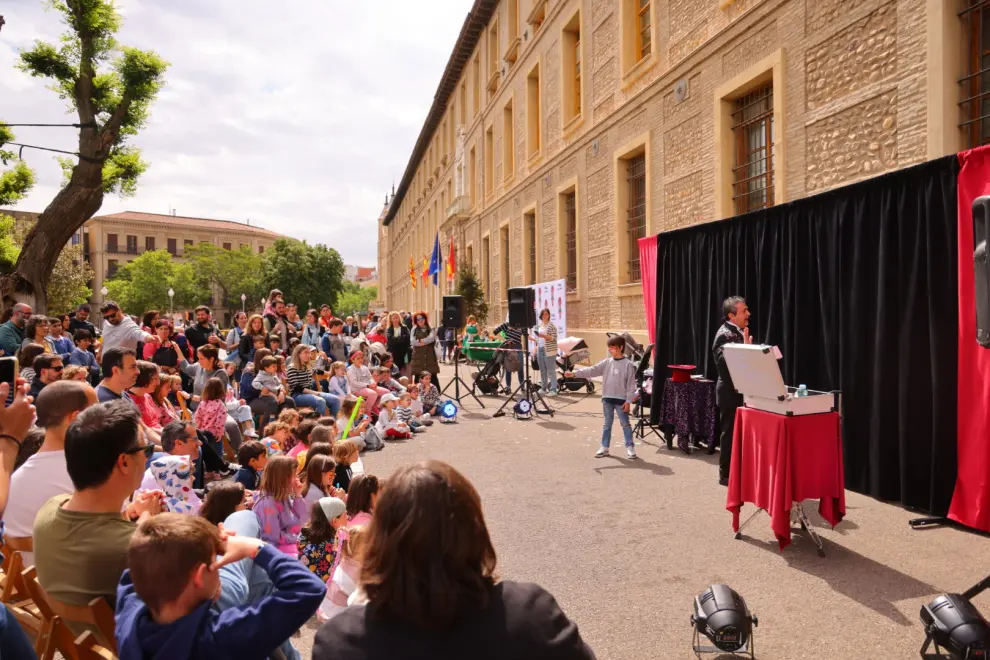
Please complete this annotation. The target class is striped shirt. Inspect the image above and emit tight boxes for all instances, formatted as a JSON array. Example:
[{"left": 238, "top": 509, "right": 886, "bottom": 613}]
[
  {"left": 539, "top": 322, "right": 558, "bottom": 355},
  {"left": 493, "top": 322, "right": 524, "bottom": 346},
  {"left": 395, "top": 406, "right": 415, "bottom": 423},
  {"left": 285, "top": 366, "right": 314, "bottom": 396}
]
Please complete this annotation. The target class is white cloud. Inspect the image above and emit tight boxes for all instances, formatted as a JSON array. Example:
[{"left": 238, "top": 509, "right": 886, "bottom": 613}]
[{"left": 0, "top": 0, "right": 473, "bottom": 265}]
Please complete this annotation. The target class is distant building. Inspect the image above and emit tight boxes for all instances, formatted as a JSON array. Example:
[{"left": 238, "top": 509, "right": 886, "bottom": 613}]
[{"left": 345, "top": 264, "right": 378, "bottom": 286}]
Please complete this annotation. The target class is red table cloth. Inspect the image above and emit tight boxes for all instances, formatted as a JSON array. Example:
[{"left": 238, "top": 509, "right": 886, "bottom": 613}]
[{"left": 726, "top": 407, "right": 846, "bottom": 550}]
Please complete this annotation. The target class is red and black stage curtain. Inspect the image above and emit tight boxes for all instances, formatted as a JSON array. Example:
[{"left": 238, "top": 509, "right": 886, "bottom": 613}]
[{"left": 650, "top": 155, "right": 960, "bottom": 515}]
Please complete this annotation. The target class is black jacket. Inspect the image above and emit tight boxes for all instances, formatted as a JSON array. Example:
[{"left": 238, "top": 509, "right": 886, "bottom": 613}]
[
  {"left": 712, "top": 321, "right": 745, "bottom": 404},
  {"left": 312, "top": 580, "right": 595, "bottom": 660},
  {"left": 385, "top": 325, "right": 411, "bottom": 367},
  {"left": 68, "top": 318, "right": 97, "bottom": 338},
  {"left": 341, "top": 323, "right": 361, "bottom": 339},
  {"left": 184, "top": 322, "right": 219, "bottom": 351}
]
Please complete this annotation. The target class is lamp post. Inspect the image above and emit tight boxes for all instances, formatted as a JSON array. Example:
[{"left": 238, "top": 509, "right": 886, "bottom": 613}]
[
  {"left": 168, "top": 288, "right": 175, "bottom": 316},
  {"left": 240, "top": 293, "right": 246, "bottom": 312},
  {"left": 100, "top": 286, "right": 108, "bottom": 303}
]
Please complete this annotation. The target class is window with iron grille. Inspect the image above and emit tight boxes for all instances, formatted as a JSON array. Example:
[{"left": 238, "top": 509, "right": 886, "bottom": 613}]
[
  {"left": 732, "top": 84, "right": 775, "bottom": 215},
  {"left": 525, "top": 211, "right": 537, "bottom": 284},
  {"left": 126, "top": 235, "right": 138, "bottom": 254},
  {"left": 106, "top": 233, "right": 118, "bottom": 253},
  {"left": 145, "top": 236, "right": 155, "bottom": 252},
  {"left": 564, "top": 191, "right": 577, "bottom": 291},
  {"left": 626, "top": 154, "right": 647, "bottom": 281},
  {"left": 961, "top": 1, "right": 990, "bottom": 148}
]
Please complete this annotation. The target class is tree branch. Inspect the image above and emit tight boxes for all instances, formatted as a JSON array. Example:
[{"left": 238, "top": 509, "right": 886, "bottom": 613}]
[
  {"left": 71, "top": 2, "right": 96, "bottom": 132},
  {"left": 96, "top": 88, "right": 133, "bottom": 153}
]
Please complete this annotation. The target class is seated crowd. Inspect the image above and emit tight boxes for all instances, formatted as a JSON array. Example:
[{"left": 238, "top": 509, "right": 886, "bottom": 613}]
[{"left": 0, "top": 292, "right": 593, "bottom": 659}]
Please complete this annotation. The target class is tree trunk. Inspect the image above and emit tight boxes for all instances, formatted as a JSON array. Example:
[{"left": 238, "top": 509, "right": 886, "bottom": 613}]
[{"left": 1, "top": 160, "right": 105, "bottom": 312}]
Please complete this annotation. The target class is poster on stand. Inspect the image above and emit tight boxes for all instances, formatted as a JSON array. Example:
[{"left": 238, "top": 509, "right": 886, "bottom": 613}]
[{"left": 526, "top": 279, "right": 567, "bottom": 339}]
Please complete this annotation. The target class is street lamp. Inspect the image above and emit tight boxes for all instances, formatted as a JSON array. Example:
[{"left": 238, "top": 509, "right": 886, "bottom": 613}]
[
  {"left": 240, "top": 293, "right": 246, "bottom": 312},
  {"left": 100, "top": 286, "right": 108, "bottom": 300},
  {"left": 168, "top": 288, "right": 175, "bottom": 316}
]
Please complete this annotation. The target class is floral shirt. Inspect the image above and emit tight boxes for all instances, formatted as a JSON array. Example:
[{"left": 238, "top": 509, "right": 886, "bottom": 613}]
[
  {"left": 421, "top": 383, "right": 441, "bottom": 409},
  {"left": 297, "top": 528, "right": 339, "bottom": 583}
]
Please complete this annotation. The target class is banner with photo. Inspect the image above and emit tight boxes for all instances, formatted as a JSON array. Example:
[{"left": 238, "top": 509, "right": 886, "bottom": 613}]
[{"left": 526, "top": 278, "right": 567, "bottom": 338}]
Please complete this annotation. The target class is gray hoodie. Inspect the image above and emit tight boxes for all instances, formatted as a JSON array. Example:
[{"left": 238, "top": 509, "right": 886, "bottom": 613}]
[{"left": 573, "top": 356, "right": 637, "bottom": 403}]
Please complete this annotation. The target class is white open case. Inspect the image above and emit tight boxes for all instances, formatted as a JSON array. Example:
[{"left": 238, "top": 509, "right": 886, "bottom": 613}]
[{"left": 722, "top": 344, "right": 836, "bottom": 416}]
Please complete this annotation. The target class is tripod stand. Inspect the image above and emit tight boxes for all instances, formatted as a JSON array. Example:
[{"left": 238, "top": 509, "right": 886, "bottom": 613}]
[
  {"left": 492, "top": 333, "right": 554, "bottom": 418},
  {"left": 441, "top": 345, "right": 484, "bottom": 408}
]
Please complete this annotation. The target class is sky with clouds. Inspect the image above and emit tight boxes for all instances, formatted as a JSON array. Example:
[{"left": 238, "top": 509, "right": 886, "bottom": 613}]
[{"left": 0, "top": 0, "right": 473, "bottom": 266}]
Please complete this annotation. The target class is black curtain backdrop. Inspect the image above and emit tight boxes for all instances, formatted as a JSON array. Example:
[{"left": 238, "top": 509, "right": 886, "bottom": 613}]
[{"left": 650, "top": 155, "right": 960, "bottom": 514}]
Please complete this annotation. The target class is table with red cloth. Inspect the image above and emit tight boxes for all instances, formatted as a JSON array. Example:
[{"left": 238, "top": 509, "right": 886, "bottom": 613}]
[
  {"left": 726, "top": 407, "right": 846, "bottom": 550},
  {"left": 659, "top": 378, "right": 717, "bottom": 451}
]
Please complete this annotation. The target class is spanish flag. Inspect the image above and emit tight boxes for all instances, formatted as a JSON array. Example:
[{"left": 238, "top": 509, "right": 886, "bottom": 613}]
[
  {"left": 409, "top": 256, "right": 416, "bottom": 289},
  {"left": 447, "top": 234, "right": 456, "bottom": 282},
  {"left": 422, "top": 255, "right": 429, "bottom": 283}
]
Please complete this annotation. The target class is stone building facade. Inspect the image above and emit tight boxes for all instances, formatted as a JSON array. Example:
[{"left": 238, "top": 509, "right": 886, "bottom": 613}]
[{"left": 379, "top": 0, "right": 972, "bottom": 355}]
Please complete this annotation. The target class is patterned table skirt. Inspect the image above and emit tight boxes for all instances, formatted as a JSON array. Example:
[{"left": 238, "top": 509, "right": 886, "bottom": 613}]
[{"left": 660, "top": 378, "right": 717, "bottom": 452}]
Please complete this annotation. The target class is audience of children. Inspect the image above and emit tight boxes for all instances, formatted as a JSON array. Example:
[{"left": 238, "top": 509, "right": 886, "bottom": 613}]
[
  {"left": 301, "top": 454, "right": 338, "bottom": 511},
  {"left": 319, "top": 525, "right": 368, "bottom": 622},
  {"left": 376, "top": 393, "right": 414, "bottom": 440},
  {"left": 395, "top": 392, "right": 427, "bottom": 433},
  {"left": 406, "top": 384, "right": 434, "bottom": 426},
  {"left": 288, "top": 419, "right": 316, "bottom": 461},
  {"left": 253, "top": 455, "right": 310, "bottom": 556},
  {"left": 298, "top": 496, "right": 348, "bottom": 583}
]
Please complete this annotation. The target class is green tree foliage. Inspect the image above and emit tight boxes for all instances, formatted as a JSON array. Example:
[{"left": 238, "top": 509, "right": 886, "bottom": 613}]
[
  {"left": 0, "top": 216, "right": 22, "bottom": 274},
  {"left": 0, "top": 124, "right": 35, "bottom": 273},
  {"left": 7, "top": 0, "right": 169, "bottom": 310},
  {"left": 105, "top": 250, "right": 206, "bottom": 314},
  {"left": 335, "top": 283, "right": 378, "bottom": 317},
  {"left": 47, "top": 243, "right": 94, "bottom": 313},
  {"left": 455, "top": 264, "right": 488, "bottom": 325},
  {"left": 183, "top": 243, "right": 264, "bottom": 311},
  {"left": 260, "top": 239, "right": 346, "bottom": 310}
]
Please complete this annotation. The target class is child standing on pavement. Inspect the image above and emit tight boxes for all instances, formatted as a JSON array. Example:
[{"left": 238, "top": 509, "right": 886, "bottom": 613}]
[{"left": 565, "top": 335, "right": 639, "bottom": 459}]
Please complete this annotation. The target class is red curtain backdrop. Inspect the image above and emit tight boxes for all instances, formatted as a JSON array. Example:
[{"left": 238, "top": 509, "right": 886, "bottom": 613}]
[
  {"left": 949, "top": 146, "right": 990, "bottom": 531},
  {"left": 638, "top": 235, "right": 658, "bottom": 344}
]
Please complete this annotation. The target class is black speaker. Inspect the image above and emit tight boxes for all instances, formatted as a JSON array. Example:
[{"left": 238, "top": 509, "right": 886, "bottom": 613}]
[
  {"left": 442, "top": 295, "right": 465, "bottom": 328},
  {"left": 975, "top": 196, "right": 990, "bottom": 348},
  {"left": 507, "top": 287, "right": 536, "bottom": 328}
]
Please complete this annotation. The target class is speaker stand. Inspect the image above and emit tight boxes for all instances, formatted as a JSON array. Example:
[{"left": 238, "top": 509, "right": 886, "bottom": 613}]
[
  {"left": 441, "top": 346, "right": 484, "bottom": 408},
  {"left": 492, "top": 334, "right": 554, "bottom": 419}
]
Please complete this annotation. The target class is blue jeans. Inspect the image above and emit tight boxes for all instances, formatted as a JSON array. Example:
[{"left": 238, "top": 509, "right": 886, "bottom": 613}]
[
  {"left": 601, "top": 399, "right": 634, "bottom": 449},
  {"left": 293, "top": 392, "right": 340, "bottom": 416},
  {"left": 0, "top": 603, "right": 36, "bottom": 659},
  {"left": 536, "top": 347, "right": 558, "bottom": 393}
]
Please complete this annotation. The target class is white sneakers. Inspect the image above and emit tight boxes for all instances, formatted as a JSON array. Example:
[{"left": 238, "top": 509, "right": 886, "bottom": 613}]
[{"left": 594, "top": 447, "right": 638, "bottom": 459}]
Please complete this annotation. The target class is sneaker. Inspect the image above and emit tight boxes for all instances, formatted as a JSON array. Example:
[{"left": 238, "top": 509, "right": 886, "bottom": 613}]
[
  {"left": 421, "top": 413, "right": 432, "bottom": 420},
  {"left": 243, "top": 428, "right": 259, "bottom": 439},
  {"left": 626, "top": 449, "right": 638, "bottom": 460},
  {"left": 594, "top": 447, "right": 610, "bottom": 458}
]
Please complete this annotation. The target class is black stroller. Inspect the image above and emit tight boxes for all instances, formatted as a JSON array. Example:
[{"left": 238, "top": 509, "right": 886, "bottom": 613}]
[
  {"left": 555, "top": 337, "right": 595, "bottom": 393},
  {"left": 472, "top": 348, "right": 504, "bottom": 395}
]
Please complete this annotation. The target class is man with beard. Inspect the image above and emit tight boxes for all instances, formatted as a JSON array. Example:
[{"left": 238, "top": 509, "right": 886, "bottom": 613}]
[
  {"left": 0, "top": 302, "right": 31, "bottom": 357},
  {"left": 264, "top": 299, "right": 294, "bottom": 348},
  {"left": 101, "top": 301, "right": 153, "bottom": 353},
  {"left": 184, "top": 306, "right": 222, "bottom": 352},
  {"left": 68, "top": 304, "right": 97, "bottom": 338}
]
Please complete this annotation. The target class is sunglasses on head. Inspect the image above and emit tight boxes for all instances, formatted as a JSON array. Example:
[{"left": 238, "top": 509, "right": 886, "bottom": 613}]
[{"left": 124, "top": 443, "right": 156, "bottom": 459}]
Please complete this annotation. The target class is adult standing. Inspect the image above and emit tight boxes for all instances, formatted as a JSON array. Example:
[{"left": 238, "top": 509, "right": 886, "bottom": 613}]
[
  {"left": 319, "top": 305, "right": 335, "bottom": 329},
  {"left": 68, "top": 304, "right": 96, "bottom": 338},
  {"left": 143, "top": 319, "right": 181, "bottom": 374},
  {"left": 301, "top": 309, "right": 324, "bottom": 349},
  {"left": 0, "top": 303, "right": 31, "bottom": 357},
  {"left": 265, "top": 299, "right": 294, "bottom": 348},
  {"left": 409, "top": 311, "right": 440, "bottom": 389},
  {"left": 712, "top": 296, "right": 752, "bottom": 486},
  {"left": 224, "top": 310, "right": 248, "bottom": 368},
  {"left": 100, "top": 301, "right": 154, "bottom": 352},
  {"left": 385, "top": 312, "right": 412, "bottom": 379},
  {"left": 312, "top": 461, "right": 594, "bottom": 660},
  {"left": 176, "top": 344, "right": 248, "bottom": 449},
  {"left": 286, "top": 303, "right": 304, "bottom": 332},
  {"left": 535, "top": 309, "right": 559, "bottom": 396},
  {"left": 184, "top": 305, "right": 222, "bottom": 352}
]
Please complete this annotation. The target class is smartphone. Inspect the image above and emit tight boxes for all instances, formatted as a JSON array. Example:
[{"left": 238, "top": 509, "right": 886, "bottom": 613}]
[{"left": 0, "top": 356, "right": 19, "bottom": 389}]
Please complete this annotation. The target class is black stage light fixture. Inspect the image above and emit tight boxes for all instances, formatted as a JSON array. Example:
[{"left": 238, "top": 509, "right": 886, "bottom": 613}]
[
  {"left": 691, "top": 584, "right": 757, "bottom": 657},
  {"left": 920, "top": 592, "right": 990, "bottom": 659}
]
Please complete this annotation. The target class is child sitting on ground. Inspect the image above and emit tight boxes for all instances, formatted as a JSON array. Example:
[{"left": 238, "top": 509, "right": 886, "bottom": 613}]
[
  {"left": 380, "top": 353, "right": 401, "bottom": 381},
  {"left": 375, "top": 393, "right": 413, "bottom": 440},
  {"left": 253, "top": 455, "right": 310, "bottom": 556},
  {"left": 331, "top": 440, "right": 361, "bottom": 492},
  {"left": 198, "top": 481, "right": 249, "bottom": 526},
  {"left": 327, "top": 361, "right": 350, "bottom": 398},
  {"left": 288, "top": 419, "right": 317, "bottom": 461},
  {"left": 395, "top": 393, "right": 426, "bottom": 433},
  {"left": 336, "top": 396, "right": 373, "bottom": 446},
  {"left": 276, "top": 409, "right": 301, "bottom": 452},
  {"left": 376, "top": 363, "right": 405, "bottom": 394},
  {"left": 417, "top": 371, "right": 441, "bottom": 416},
  {"left": 298, "top": 496, "right": 348, "bottom": 583},
  {"left": 262, "top": 420, "right": 292, "bottom": 456},
  {"left": 233, "top": 440, "right": 268, "bottom": 490},
  {"left": 318, "top": 525, "right": 368, "bottom": 622},
  {"left": 406, "top": 385, "right": 434, "bottom": 426},
  {"left": 115, "top": 514, "right": 325, "bottom": 658}
]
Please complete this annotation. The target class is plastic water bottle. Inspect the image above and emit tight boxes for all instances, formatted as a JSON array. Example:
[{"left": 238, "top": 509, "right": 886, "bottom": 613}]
[{"left": 797, "top": 384, "right": 808, "bottom": 397}]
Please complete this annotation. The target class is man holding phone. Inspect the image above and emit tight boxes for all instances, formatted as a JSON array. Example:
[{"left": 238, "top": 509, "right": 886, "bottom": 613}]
[{"left": 0, "top": 303, "right": 32, "bottom": 357}]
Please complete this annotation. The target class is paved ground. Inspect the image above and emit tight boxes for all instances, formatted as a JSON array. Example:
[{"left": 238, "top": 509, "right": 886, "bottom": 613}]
[{"left": 294, "top": 363, "right": 990, "bottom": 659}]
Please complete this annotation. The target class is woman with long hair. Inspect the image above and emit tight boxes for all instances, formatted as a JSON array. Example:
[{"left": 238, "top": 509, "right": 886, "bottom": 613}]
[
  {"left": 312, "top": 461, "right": 593, "bottom": 659},
  {"left": 287, "top": 344, "right": 341, "bottom": 416},
  {"left": 224, "top": 310, "right": 248, "bottom": 369},
  {"left": 385, "top": 312, "right": 412, "bottom": 379},
  {"left": 177, "top": 343, "right": 251, "bottom": 449},
  {"left": 408, "top": 311, "right": 440, "bottom": 389},
  {"left": 237, "top": 313, "right": 269, "bottom": 367},
  {"left": 302, "top": 309, "right": 324, "bottom": 349}
]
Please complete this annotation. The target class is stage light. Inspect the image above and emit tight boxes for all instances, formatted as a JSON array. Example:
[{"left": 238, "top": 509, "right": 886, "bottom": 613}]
[
  {"left": 691, "top": 584, "right": 757, "bottom": 657},
  {"left": 513, "top": 398, "right": 533, "bottom": 420},
  {"left": 920, "top": 593, "right": 990, "bottom": 659},
  {"left": 439, "top": 401, "right": 458, "bottom": 424}
]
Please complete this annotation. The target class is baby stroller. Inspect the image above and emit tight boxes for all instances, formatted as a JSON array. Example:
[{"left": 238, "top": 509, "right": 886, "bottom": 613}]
[
  {"left": 606, "top": 331, "right": 647, "bottom": 362},
  {"left": 472, "top": 348, "right": 504, "bottom": 395},
  {"left": 556, "top": 337, "right": 595, "bottom": 393}
]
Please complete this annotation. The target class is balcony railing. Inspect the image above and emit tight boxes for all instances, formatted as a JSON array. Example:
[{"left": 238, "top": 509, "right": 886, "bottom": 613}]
[
  {"left": 445, "top": 195, "right": 471, "bottom": 221},
  {"left": 105, "top": 244, "right": 140, "bottom": 255}
]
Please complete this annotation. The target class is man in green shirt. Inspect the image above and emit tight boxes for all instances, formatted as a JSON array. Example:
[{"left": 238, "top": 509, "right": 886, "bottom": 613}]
[
  {"left": 33, "top": 400, "right": 163, "bottom": 615},
  {"left": 0, "top": 303, "right": 31, "bottom": 357}
]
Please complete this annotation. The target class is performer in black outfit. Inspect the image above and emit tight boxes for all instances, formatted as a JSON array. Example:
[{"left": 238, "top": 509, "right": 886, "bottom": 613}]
[{"left": 712, "top": 296, "right": 752, "bottom": 486}]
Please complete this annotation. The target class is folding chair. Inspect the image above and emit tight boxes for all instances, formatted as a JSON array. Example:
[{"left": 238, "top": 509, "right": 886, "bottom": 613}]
[
  {"left": 22, "top": 567, "right": 117, "bottom": 656},
  {"left": 176, "top": 392, "right": 192, "bottom": 421},
  {"left": 75, "top": 631, "right": 118, "bottom": 660}
]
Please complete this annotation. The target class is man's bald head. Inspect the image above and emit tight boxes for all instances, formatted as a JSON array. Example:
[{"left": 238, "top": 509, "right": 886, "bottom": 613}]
[{"left": 35, "top": 380, "right": 97, "bottom": 428}]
